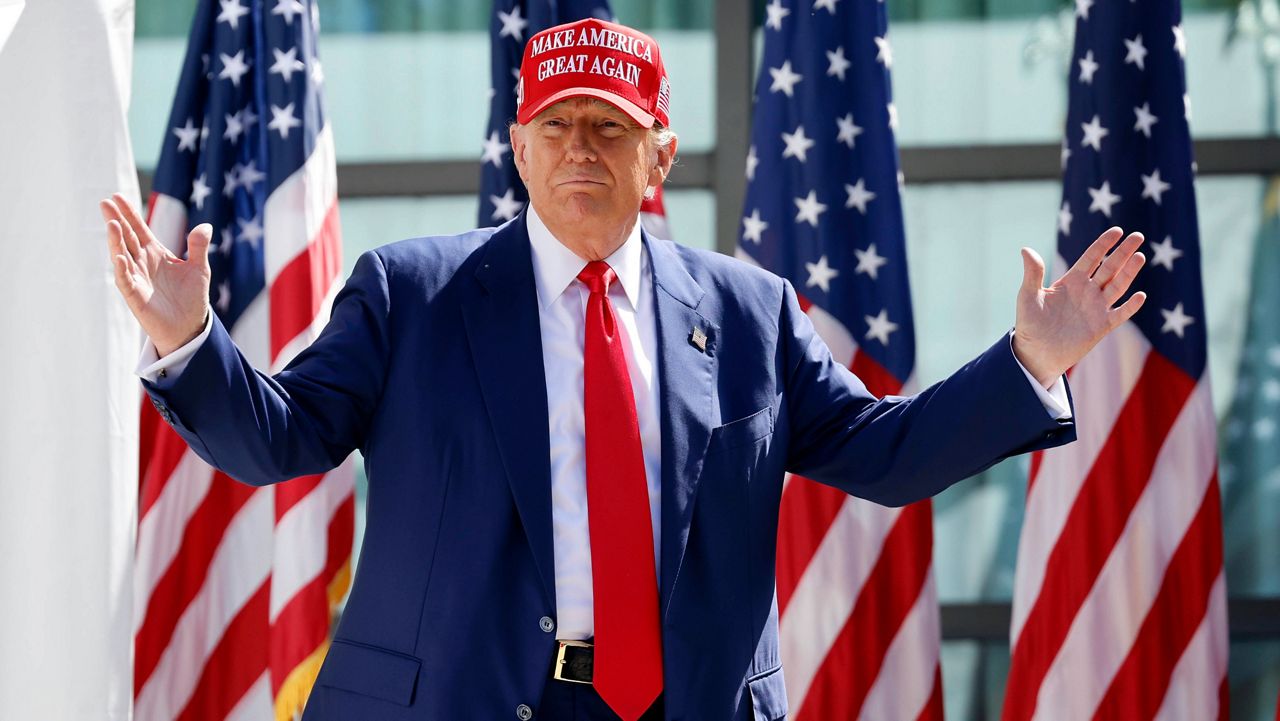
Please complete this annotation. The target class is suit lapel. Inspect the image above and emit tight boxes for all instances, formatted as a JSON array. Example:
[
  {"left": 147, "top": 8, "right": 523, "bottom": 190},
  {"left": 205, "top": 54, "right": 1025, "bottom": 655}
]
[
  {"left": 646, "top": 233, "right": 717, "bottom": 619},
  {"left": 461, "top": 214, "right": 557, "bottom": 609}
]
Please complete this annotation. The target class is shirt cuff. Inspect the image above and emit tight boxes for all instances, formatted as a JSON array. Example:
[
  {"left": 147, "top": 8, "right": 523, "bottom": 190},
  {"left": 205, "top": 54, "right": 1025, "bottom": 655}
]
[
  {"left": 1009, "top": 349, "right": 1072, "bottom": 421},
  {"left": 136, "top": 311, "right": 214, "bottom": 385}
]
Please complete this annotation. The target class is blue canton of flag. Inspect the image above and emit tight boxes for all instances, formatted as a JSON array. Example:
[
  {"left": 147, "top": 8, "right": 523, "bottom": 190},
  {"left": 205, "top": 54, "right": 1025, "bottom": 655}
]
[
  {"left": 1059, "top": 0, "right": 1204, "bottom": 377},
  {"left": 738, "top": 0, "right": 914, "bottom": 385},
  {"left": 150, "top": 0, "right": 327, "bottom": 331},
  {"left": 478, "top": 0, "right": 614, "bottom": 227}
]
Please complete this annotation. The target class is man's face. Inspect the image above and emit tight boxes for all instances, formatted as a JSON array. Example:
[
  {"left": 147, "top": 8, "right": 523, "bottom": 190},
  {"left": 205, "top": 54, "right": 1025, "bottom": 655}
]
[{"left": 510, "top": 98, "right": 675, "bottom": 235}]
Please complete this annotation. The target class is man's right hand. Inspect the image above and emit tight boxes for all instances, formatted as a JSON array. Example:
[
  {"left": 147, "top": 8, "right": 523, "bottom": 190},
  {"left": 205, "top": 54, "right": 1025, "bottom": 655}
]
[{"left": 100, "top": 193, "right": 213, "bottom": 358}]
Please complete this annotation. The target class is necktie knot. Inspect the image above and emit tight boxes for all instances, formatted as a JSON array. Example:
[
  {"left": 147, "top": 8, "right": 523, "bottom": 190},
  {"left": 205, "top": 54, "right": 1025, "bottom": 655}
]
[{"left": 577, "top": 260, "right": 616, "bottom": 295}]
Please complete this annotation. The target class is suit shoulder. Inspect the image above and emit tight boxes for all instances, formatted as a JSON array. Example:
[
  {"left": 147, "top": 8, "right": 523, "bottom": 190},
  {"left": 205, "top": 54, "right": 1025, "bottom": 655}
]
[
  {"left": 363, "top": 226, "right": 499, "bottom": 291},
  {"left": 660, "top": 239, "right": 784, "bottom": 296}
]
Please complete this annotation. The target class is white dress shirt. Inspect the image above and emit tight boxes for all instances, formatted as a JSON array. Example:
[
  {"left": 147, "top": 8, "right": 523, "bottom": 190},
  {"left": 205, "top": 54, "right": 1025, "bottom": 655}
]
[{"left": 137, "top": 208, "right": 1071, "bottom": 643}]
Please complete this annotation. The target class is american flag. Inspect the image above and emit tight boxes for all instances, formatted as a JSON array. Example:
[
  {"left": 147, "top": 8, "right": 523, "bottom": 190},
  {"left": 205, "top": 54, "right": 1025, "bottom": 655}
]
[
  {"left": 134, "top": 0, "right": 354, "bottom": 718},
  {"left": 737, "top": 1, "right": 944, "bottom": 718},
  {"left": 479, "top": 0, "right": 671, "bottom": 236},
  {"left": 1004, "top": 1, "right": 1228, "bottom": 719}
]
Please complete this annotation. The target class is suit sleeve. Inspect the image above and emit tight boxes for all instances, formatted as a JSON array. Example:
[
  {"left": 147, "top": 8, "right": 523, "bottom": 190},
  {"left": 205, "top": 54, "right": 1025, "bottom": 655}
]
[
  {"left": 779, "top": 278, "right": 1076, "bottom": 507},
  {"left": 142, "top": 250, "right": 392, "bottom": 486}
]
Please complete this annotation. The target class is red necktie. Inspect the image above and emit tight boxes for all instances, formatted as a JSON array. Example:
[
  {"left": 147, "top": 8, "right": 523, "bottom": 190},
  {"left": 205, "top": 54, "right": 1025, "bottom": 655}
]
[{"left": 577, "top": 260, "right": 663, "bottom": 720}]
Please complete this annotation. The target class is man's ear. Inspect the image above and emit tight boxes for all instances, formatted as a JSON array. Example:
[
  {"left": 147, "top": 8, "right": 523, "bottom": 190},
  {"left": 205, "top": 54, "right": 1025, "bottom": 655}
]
[
  {"left": 648, "top": 135, "right": 677, "bottom": 190},
  {"left": 509, "top": 123, "right": 528, "bottom": 182}
]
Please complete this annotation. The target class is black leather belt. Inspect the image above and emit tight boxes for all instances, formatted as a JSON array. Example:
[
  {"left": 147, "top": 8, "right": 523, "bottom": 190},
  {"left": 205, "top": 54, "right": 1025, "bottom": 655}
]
[{"left": 553, "top": 640, "right": 594, "bottom": 684}]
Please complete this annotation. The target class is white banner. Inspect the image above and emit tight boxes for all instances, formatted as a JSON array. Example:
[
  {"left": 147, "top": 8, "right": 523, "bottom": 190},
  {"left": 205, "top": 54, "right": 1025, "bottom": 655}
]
[{"left": 0, "top": 0, "right": 138, "bottom": 718}]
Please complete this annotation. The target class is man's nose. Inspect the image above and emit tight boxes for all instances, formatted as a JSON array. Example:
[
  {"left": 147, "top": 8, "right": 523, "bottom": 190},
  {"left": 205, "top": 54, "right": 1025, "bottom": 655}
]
[{"left": 566, "top": 123, "right": 597, "bottom": 162}]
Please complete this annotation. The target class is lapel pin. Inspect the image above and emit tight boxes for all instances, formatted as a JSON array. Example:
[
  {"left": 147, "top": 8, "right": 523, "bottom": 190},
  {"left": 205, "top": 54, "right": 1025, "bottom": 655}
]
[{"left": 690, "top": 326, "right": 708, "bottom": 353}]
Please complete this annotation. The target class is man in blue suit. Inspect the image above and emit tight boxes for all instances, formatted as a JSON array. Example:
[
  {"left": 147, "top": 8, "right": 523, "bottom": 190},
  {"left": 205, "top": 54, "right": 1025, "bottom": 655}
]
[{"left": 102, "top": 17, "right": 1149, "bottom": 721}]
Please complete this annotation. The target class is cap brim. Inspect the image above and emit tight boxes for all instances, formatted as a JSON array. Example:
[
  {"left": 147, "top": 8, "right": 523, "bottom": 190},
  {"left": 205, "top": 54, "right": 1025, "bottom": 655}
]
[{"left": 518, "top": 87, "right": 656, "bottom": 128}]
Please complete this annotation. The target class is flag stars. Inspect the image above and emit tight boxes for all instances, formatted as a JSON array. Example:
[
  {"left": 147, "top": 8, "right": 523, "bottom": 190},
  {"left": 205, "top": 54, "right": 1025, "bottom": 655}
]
[
  {"left": 1081, "top": 114, "right": 1109, "bottom": 151},
  {"left": 769, "top": 60, "right": 803, "bottom": 97},
  {"left": 237, "top": 160, "right": 266, "bottom": 191},
  {"left": 813, "top": 0, "right": 840, "bottom": 13},
  {"left": 1134, "top": 102, "right": 1159, "bottom": 138},
  {"left": 1088, "top": 181, "right": 1121, "bottom": 217},
  {"left": 864, "top": 309, "right": 899, "bottom": 345},
  {"left": 216, "top": 0, "right": 250, "bottom": 29},
  {"left": 874, "top": 36, "right": 893, "bottom": 68},
  {"left": 794, "top": 191, "right": 828, "bottom": 227},
  {"left": 1061, "top": 139, "right": 1071, "bottom": 169},
  {"left": 311, "top": 58, "right": 325, "bottom": 86},
  {"left": 1149, "top": 236, "right": 1183, "bottom": 270},
  {"left": 218, "top": 50, "right": 251, "bottom": 88},
  {"left": 887, "top": 103, "right": 899, "bottom": 130},
  {"left": 1173, "top": 24, "right": 1187, "bottom": 58},
  {"left": 781, "top": 125, "right": 816, "bottom": 162},
  {"left": 854, "top": 244, "right": 888, "bottom": 279},
  {"left": 1075, "top": 0, "right": 1094, "bottom": 20},
  {"left": 1161, "top": 302, "right": 1195, "bottom": 338},
  {"left": 268, "top": 102, "right": 302, "bottom": 139},
  {"left": 765, "top": 0, "right": 791, "bottom": 31},
  {"left": 216, "top": 280, "right": 231, "bottom": 313},
  {"left": 836, "top": 113, "right": 864, "bottom": 148},
  {"left": 173, "top": 118, "right": 200, "bottom": 153},
  {"left": 481, "top": 131, "right": 510, "bottom": 167},
  {"left": 1184, "top": 93, "right": 1193, "bottom": 121},
  {"left": 746, "top": 145, "right": 759, "bottom": 181},
  {"left": 1058, "top": 201, "right": 1073, "bottom": 236},
  {"left": 1078, "top": 50, "right": 1099, "bottom": 84},
  {"left": 1141, "top": 169, "right": 1172, "bottom": 205},
  {"left": 222, "top": 167, "right": 240, "bottom": 198},
  {"left": 742, "top": 209, "right": 768, "bottom": 244},
  {"left": 1123, "top": 35, "right": 1148, "bottom": 70},
  {"left": 844, "top": 179, "right": 876, "bottom": 214},
  {"left": 269, "top": 46, "right": 306, "bottom": 83},
  {"left": 190, "top": 174, "right": 212, "bottom": 210},
  {"left": 272, "top": 0, "right": 307, "bottom": 25},
  {"left": 805, "top": 255, "right": 840, "bottom": 292},
  {"left": 223, "top": 110, "right": 245, "bottom": 143},
  {"left": 498, "top": 6, "right": 529, "bottom": 41},
  {"left": 220, "top": 227, "right": 235, "bottom": 257},
  {"left": 826, "top": 46, "right": 851, "bottom": 81},
  {"left": 490, "top": 188, "right": 524, "bottom": 222},
  {"left": 237, "top": 215, "right": 264, "bottom": 247}
]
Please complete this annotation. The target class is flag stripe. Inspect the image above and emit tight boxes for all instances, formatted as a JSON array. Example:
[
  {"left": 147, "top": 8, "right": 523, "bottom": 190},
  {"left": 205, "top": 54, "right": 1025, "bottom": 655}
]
[
  {"left": 134, "top": 449, "right": 215, "bottom": 635},
  {"left": 792, "top": 500, "right": 933, "bottom": 720},
  {"left": 268, "top": 199, "right": 342, "bottom": 363},
  {"left": 1011, "top": 321, "right": 1151, "bottom": 643},
  {"left": 1091, "top": 474, "right": 1224, "bottom": 721},
  {"left": 175, "top": 582, "right": 270, "bottom": 721},
  {"left": 1003, "top": 351, "right": 1196, "bottom": 721},
  {"left": 270, "top": 463, "right": 356, "bottom": 621},
  {"left": 134, "top": 477, "right": 258, "bottom": 694},
  {"left": 857, "top": 532, "right": 943, "bottom": 721},
  {"left": 134, "top": 488, "right": 274, "bottom": 720},
  {"left": 225, "top": 672, "right": 274, "bottom": 721},
  {"left": 776, "top": 479, "right": 847, "bottom": 615},
  {"left": 1027, "top": 379, "right": 1218, "bottom": 721},
  {"left": 781, "top": 499, "right": 900, "bottom": 708},
  {"left": 1149, "top": 573, "right": 1229, "bottom": 721}
]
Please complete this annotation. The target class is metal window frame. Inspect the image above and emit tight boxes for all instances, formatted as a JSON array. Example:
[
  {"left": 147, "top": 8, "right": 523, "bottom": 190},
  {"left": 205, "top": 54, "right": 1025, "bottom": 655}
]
[{"left": 132, "top": 0, "right": 1280, "bottom": 644}]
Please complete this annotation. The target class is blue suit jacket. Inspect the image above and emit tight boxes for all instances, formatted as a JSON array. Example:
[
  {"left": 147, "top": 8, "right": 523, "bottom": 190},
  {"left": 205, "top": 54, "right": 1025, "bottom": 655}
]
[{"left": 145, "top": 213, "right": 1074, "bottom": 721}]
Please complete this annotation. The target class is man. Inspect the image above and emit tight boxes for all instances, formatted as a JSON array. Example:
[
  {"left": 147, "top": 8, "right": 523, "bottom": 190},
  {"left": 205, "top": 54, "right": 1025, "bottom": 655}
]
[{"left": 101, "top": 18, "right": 1147, "bottom": 721}]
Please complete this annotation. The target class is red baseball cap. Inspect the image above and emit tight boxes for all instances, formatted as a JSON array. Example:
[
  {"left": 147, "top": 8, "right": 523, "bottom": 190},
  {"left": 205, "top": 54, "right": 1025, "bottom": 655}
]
[{"left": 516, "top": 17, "right": 671, "bottom": 129}]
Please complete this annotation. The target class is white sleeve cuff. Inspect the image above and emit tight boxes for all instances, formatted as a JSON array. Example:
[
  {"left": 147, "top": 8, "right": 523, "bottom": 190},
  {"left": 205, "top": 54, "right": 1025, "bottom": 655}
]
[
  {"left": 1011, "top": 354, "right": 1072, "bottom": 421},
  {"left": 136, "top": 311, "right": 214, "bottom": 384}
]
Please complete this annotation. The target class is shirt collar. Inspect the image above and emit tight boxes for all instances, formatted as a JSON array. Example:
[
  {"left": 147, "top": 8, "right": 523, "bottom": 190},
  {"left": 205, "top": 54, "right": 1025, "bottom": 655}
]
[{"left": 526, "top": 203, "right": 644, "bottom": 311}]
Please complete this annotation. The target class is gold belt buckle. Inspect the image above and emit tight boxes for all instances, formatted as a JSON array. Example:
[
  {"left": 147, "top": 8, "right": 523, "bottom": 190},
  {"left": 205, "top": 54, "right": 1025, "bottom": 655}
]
[{"left": 553, "top": 640, "right": 593, "bottom": 685}]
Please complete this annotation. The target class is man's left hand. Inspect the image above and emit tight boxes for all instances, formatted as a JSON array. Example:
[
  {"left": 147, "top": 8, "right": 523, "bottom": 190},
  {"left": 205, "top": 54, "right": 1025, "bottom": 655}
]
[{"left": 1013, "top": 226, "right": 1148, "bottom": 388}]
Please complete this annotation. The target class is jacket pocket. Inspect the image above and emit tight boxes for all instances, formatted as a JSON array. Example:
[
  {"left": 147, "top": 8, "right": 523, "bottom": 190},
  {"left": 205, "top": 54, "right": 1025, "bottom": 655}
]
[
  {"left": 316, "top": 639, "right": 422, "bottom": 707},
  {"left": 708, "top": 406, "right": 775, "bottom": 455},
  {"left": 747, "top": 664, "right": 788, "bottom": 721}
]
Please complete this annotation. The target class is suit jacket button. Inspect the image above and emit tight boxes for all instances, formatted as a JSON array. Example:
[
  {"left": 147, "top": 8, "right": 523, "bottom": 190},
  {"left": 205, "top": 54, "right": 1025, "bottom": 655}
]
[
  {"left": 516, "top": 704, "right": 533, "bottom": 720},
  {"left": 539, "top": 616, "right": 554, "bottom": 633}
]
